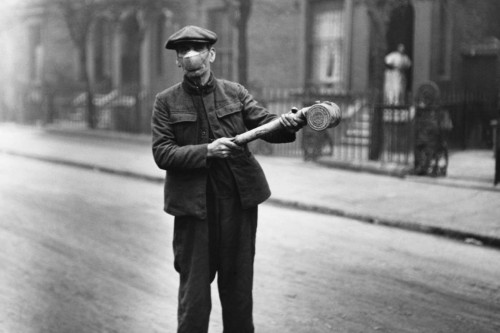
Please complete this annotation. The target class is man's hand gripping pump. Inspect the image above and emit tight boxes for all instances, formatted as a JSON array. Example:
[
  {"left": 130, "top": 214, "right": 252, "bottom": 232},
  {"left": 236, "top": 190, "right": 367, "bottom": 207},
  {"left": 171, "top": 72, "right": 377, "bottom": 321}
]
[{"left": 232, "top": 101, "right": 342, "bottom": 146}]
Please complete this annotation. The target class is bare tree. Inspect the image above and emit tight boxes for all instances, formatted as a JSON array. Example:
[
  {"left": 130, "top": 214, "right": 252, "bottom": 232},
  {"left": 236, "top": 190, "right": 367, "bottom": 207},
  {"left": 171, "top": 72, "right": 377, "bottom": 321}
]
[
  {"left": 224, "top": 0, "right": 253, "bottom": 87},
  {"left": 51, "top": 0, "right": 103, "bottom": 128},
  {"left": 105, "top": 0, "right": 182, "bottom": 132},
  {"left": 39, "top": 0, "right": 103, "bottom": 128},
  {"left": 42, "top": 0, "right": 181, "bottom": 130}
]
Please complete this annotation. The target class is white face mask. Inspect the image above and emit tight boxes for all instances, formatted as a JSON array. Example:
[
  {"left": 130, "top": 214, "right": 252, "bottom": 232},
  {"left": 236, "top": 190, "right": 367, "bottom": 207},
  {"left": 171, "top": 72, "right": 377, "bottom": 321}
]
[{"left": 177, "top": 50, "right": 209, "bottom": 71}]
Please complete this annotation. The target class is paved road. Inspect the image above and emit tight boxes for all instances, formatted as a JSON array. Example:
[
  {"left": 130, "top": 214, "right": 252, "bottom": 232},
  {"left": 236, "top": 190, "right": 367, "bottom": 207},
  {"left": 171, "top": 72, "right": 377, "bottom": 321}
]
[
  {"left": 1, "top": 123, "right": 499, "bottom": 247},
  {"left": 1, "top": 154, "right": 499, "bottom": 332}
]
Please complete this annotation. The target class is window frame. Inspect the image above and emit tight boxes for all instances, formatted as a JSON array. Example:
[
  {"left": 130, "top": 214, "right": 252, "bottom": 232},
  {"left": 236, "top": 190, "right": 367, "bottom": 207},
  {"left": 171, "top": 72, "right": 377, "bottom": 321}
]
[{"left": 306, "top": 0, "right": 347, "bottom": 92}]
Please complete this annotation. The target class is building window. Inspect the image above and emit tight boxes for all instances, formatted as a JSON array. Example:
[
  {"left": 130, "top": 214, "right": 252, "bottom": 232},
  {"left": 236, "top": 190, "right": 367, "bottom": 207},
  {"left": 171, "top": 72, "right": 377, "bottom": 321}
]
[
  {"left": 207, "top": 7, "right": 234, "bottom": 80},
  {"left": 29, "top": 24, "right": 42, "bottom": 81},
  {"left": 121, "top": 14, "right": 140, "bottom": 85},
  {"left": 308, "top": 0, "right": 345, "bottom": 90},
  {"left": 94, "top": 19, "right": 105, "bottom": 82}
]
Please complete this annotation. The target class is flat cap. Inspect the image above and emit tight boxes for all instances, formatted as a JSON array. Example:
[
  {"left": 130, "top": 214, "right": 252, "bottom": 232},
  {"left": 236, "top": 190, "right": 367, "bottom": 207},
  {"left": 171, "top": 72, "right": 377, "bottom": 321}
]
[{"left": 165, "top": 25, "right": 218, "bottom": 50}]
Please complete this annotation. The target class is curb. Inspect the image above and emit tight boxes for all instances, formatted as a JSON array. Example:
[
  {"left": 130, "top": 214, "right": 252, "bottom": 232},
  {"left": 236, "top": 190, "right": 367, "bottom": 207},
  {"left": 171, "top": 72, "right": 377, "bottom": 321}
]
[
  {"left": 316, "top": 158, "right": 411, "bottom": 178},
  {"left": 405, "top": 175, "right": 500, "bottom": 193},
  {"left": 43, "top": 126, "right": 498, "bottom": 191},
  {"left": 0, "top": 149, "right": 164, "bottom": 184},
  {"left": 3, "top": 148, "right": 499, "bottom": 251},
  {"left": 266, "top": 198, "right": 500, "bottom": 250},
  {"left": 44, "top": 126, "right": 152, "bottom": 145},
  {"left": 46, "top": 126, "right": 411, "bottom": 179}
]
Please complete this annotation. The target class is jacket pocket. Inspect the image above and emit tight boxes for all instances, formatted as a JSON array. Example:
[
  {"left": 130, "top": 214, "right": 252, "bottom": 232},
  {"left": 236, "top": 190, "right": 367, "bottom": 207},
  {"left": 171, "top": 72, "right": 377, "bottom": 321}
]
[
  {"left": 215, "top": 102, "right": 242, "bottom": 118},
  {"left": 229, "top": 153, "right": 271, "bottom": 209},
  {"left": 168, "top": 112, "right": 197, "bottom": 124},
  {"left": 215, "top": 102, "right": 245, "bottom": 136},
  {"left": 168, "top": 112, "right": 197, "bottom": 145}
]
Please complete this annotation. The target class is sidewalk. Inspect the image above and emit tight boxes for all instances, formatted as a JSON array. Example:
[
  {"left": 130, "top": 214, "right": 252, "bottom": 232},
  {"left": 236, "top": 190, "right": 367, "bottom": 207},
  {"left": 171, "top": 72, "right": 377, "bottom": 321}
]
[{"left": 1, "top": 123, "right": 499, "bottom": 249}]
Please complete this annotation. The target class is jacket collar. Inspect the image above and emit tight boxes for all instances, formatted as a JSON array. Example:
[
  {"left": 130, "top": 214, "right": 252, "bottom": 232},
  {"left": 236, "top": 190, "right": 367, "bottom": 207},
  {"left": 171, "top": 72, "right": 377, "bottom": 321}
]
[{"left": 182, "top": 72, "right": 216, "bottom": 96}]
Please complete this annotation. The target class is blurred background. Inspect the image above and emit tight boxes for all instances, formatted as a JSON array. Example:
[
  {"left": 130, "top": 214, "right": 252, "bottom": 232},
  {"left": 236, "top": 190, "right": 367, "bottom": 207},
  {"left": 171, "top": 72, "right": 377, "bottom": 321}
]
[{"left": 1, "top": 0, "right": 500, "bottom": 171}]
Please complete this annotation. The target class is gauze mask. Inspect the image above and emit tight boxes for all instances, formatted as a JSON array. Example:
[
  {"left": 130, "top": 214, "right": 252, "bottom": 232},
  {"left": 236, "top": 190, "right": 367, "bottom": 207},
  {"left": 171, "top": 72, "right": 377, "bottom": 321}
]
[{"left": 177, "top": 50, "right": 209, "bottom": 71}]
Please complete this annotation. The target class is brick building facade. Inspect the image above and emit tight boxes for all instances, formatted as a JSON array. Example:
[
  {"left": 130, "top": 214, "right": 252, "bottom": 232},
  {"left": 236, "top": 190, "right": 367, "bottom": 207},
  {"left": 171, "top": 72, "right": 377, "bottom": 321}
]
[{"left": 1, "top": 0, "right": 499, "bottom": 131}]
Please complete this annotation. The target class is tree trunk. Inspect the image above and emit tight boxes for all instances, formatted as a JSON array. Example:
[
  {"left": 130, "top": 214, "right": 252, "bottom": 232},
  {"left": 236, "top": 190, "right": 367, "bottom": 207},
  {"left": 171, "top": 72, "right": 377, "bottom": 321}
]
[{"left": 134, "top": 13, "right": 148, "bottom": 134}]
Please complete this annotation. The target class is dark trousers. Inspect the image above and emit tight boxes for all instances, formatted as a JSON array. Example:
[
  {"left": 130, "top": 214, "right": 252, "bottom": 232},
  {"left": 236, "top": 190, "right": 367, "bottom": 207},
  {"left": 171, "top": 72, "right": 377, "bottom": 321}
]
[{"left": 173, "top": 191, "right": 257, "bottom": 333}]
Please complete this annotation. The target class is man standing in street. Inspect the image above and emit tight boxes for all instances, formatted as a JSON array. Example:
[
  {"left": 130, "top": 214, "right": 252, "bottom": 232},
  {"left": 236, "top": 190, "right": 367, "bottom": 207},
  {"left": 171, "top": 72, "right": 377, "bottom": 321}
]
[{"left": 151, "top": 25, "right": 305, "bottom": 332}]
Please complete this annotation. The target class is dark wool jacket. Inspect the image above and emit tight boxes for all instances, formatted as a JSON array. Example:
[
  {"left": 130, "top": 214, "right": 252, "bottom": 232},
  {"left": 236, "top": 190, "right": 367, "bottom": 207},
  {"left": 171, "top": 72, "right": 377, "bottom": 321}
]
[{"left": 152, "top": 73, "right": 296, "bottom": 219}]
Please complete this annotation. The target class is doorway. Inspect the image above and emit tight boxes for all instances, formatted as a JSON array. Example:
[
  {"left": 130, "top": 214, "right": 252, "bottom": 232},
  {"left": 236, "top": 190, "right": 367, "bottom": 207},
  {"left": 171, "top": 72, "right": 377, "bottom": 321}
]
[
  {"left": 386, "top": 2, "right": 415, "bottom": 93},
  {"left": 461, "top": 54, "right": 498, "bottom": 148}
]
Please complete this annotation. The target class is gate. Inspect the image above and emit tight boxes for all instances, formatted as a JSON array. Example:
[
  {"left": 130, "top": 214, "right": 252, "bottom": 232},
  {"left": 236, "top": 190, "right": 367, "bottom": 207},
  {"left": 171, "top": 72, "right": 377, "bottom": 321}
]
[
  {"left": 13, "top": 84, "right": 497, "bottom": 176},
  {"left": 255, "top": 88, "right": 414, "bottom": 168}
]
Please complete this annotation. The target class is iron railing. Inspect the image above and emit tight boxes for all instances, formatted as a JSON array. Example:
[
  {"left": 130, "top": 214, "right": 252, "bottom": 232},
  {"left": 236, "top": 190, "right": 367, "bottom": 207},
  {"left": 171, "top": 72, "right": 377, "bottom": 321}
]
[
  {"left": 5, "top": 86, "right": 497, "bottom": 170},
  {"left": 254, "top": 88, "right": 414, "bottom": 167}
]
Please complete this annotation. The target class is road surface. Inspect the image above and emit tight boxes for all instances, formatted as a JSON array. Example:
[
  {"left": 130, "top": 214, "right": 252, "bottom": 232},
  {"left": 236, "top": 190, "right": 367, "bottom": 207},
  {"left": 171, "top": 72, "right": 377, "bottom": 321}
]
[{"left": 0, "top": 154, "right": 499, "bottom": 332}]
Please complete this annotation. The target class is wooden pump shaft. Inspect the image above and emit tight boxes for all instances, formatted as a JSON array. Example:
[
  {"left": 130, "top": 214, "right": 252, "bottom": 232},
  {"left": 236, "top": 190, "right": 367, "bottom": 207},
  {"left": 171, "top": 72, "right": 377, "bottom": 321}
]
[{"left": 232, "top": 102, "right": 341, "bottom": 146}]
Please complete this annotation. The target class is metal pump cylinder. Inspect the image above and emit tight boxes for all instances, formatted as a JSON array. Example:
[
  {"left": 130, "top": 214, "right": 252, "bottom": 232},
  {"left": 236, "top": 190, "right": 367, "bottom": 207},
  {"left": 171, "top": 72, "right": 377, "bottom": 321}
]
[
  {"left": 232, "top": 101, "right": 342, "bottom": 146},
  {"left": 305, "top": 102, "right": 342, "bottom": 131}
]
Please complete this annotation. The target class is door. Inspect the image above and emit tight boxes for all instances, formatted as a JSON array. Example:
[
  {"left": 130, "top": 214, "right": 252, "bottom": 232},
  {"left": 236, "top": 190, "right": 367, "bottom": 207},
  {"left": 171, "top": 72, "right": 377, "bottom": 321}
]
[{"left": 462, "top": 54, "right": 498, "bottom": 148}]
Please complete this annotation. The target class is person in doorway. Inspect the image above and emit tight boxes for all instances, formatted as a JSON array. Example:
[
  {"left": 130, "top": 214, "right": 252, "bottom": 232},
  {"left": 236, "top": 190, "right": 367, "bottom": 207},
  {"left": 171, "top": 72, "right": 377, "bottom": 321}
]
[
  {"left": 384, "top": 43, "right": 412, "bottom": 105},
  {"left": 151, "top": 25, "right": 306, "bottom": 332}
]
